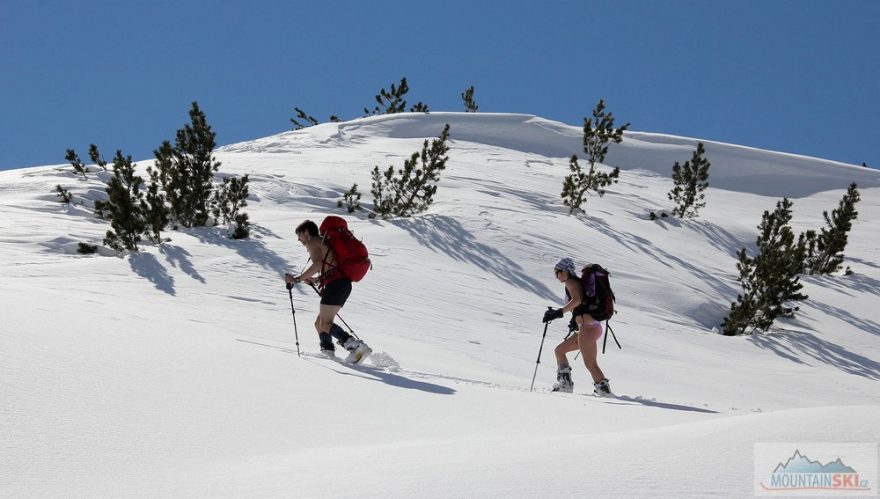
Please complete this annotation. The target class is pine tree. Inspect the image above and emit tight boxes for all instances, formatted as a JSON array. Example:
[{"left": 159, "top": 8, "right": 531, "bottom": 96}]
[
  {"left": 90, "top": 144, "right": 117, "bottom": 219},
  {"left": 802, "top": 183, "right": 860, "bottom": 275},
  {"left": 364, "top": 77, "right": 411, "bottom": 115},
  {"left": 211, "top": 174, "right": 250, "bottom": 229},
  {"left": 65, "top": 144, "right": 109, "bottom": 178},
  {"left": 141, "top": 166, "right": 169, "bottom": 244},
  {"left": 291, "top": 107, "right": 319, "bottom": 130},
  {"left": 64, "top": 149, "right": 88, "bottom": 179},
  {"left": 77, "top": 242, "right": 98, "bottom": 255},
  {"left": 370, "top": 124, "right": 451, "bottom": 219},
  {"left": 461, "top": 86, "right": 478, "bottom": 112},
  {"left": 561, "top": 99, "right": 628, "bottom": 212},
  {"left": 722, "top": 198, "right": 807, "bottom": 335},
  {"left": 231, "top": 213, "right": 250, "bottom": 239},
  {"left": 154, "top": 102, "right": 221, "bottom": 228},
  {"left": 338, "top": 184, "right": 362, "bottom": 213},
  {"left": 152, "top": 140, "right": 176, "bottom": 222},
  {"left": 561, "top": 155, "right": 618, "bottom": 212},
  {"left": 54, "top": 185, "right": 72, "bottom": 204},
  {"left": 371, "top": 164, "right": 395, "bottom": 217},
  {"left": 410, "top": 102, "right": 430, "bottom": 113},
  {"left": 668, "top": 142, "right": 710, "bottom": 218},
  {"left": 102, "top": 150, "right": 146, "bottom": 251},
  {"left": 87, "top": 144, "right": 108, "bottom": 172}
]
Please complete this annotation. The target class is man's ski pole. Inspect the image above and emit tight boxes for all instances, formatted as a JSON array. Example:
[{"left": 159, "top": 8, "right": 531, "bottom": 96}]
[
  {"left": 530, "top": 314, "right": 552, "bottom": 392},
  {"left": 287, "top": 283, "right": 301, "bottom": 357}
]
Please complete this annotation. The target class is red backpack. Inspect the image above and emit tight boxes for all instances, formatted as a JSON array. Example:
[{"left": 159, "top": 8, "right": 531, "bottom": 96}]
[
  {"left": 319, "top": 216, "right": 371, "bottom": 282},
  {"left": 581, "top": 264, "right": 615, "bottom": 321}
]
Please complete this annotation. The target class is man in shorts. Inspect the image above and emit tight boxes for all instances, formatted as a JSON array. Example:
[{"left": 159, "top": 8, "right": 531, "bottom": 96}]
[{"left": 285, "top": 220, "right": 371, "bottom": 363}]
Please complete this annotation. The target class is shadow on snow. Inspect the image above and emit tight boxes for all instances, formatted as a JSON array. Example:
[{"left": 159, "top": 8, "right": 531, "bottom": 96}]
[
  {"left": 236, "top": 339, "right": 456, "bottom": 395},
  {"left": 393, "top": 214, "right": 557, "bottom": 302},
  {"left": 128, "top": 225, "right": 290, "bottom": 296},
  {"left": 751, "top": 331, "right": 880, "bottom": 380},
  {"left": 608, "top": 395, "right": 720, "bottom": 414},
  {"left": 308, "top": 357, "right": 457, "bottom": 395}
]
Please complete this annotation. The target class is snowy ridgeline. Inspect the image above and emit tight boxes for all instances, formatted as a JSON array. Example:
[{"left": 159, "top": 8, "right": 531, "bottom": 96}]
[{"left": 2, "top": 112, "right": 879, "bottom": 497}]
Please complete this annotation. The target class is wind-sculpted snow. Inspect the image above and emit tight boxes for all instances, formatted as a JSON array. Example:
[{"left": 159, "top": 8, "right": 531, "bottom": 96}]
[
  {"left": 609, "top": 131, "right": 880, "bottom": 197},
  {"left": 220, "top": 112, "right": 879, "bottom": 198},
  {"left": 2, "top": 112, "right": 879, "bottom": 497}
]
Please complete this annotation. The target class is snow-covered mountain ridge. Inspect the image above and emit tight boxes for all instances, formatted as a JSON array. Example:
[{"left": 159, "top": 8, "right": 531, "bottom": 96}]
[{"left": 2, "top": 112, "right": 878, "bottom": 497}]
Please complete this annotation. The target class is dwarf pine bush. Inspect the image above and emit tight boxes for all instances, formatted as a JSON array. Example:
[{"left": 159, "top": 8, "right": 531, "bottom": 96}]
[
  {"left": 461, "top": 85, "right": 478, "bottom": 112},
  {"left": 562, "top": 99, "right": 628, "bottom": 213},
  {"left": 153, "top": 102, "right": 221, "bottom": 228},
  {"left": 722, "top": 198, "right": 807, "bottom": 335},
  {"left": 801, "top": 183, "right": 861, "bottom": 275},
  {"left": 364, "top": 77, "right": 429, "bottom": 115},
  {"left": 64, "top": 149, "right": 88, "bottom": 179},
  {"left": 54, "top": 185, "right": 72, "bottom": 204},
  {"left": 212, "top": 174, "right": 251, "bottom": 238},
  {"left": 668, "top": 142, "right": 710, "bottom": 218},
  {"left": 291, "top": 107, "right": 319, "bottom": 130},
  {"left": 102, "top": 150, "right": 146, "bottom": 251},
  {"left": 338, "top": 184, "right": 363, "bottom": 213},
  {"left": 370, "top": 124, "right": 451, "bottom": 219}
]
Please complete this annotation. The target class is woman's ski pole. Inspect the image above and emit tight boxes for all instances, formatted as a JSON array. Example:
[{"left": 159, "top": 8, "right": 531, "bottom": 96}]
[{"left": 530, "top": 317, "right": 552, "bottom": 392}]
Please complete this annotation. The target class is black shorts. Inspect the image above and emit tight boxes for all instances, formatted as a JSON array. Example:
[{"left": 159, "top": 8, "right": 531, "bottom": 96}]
[{"left": 320, "top": 279, "right": 352, "bottom": 306}]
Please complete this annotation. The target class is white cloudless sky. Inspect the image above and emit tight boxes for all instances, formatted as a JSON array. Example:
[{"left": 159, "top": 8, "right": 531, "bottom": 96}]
[{"left": 1, "top": 0, "right": 877, "bottom": 170}]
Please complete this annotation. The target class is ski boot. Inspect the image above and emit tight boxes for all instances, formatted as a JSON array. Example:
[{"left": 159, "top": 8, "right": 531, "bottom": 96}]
[
  {"left": 552, "top": 366, "right": 574, "bottom": 393},
  {"left": 593, "top": 378, "right": 612, "bottom": 397},
  {"left": 319, "top": 333, "right": 337, "bottom": 358},
  {"left": 342, "top": 337, "right": 372, "bottom": 365}
]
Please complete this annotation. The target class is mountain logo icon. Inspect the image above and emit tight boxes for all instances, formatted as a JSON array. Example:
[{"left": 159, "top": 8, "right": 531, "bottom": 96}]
[
  {"left": 760, "top": 449, "right": 871, "bottom": 493},
  {"left": 773, "top": 450, "right": 857, "bottom": 474}
]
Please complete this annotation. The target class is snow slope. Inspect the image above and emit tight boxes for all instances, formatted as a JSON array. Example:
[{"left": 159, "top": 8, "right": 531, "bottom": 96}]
[{"left": 2, "top": 112, "right": 878, "bottom": 497}]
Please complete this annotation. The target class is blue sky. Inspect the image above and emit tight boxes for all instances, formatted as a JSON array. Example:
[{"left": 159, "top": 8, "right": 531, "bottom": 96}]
[{"left": 1, "top": 0, "right": 877, "bottom": 171}]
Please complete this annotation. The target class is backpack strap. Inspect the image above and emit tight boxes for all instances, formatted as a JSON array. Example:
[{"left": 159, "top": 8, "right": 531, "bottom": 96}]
[{"left": 318, "top": 235, "right": 342, "bottom": 289}]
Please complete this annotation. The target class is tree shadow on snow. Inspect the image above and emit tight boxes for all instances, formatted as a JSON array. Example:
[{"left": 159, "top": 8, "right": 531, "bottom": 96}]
[
  {"left": 808, "top": 300, "right": 880, "bottom": 337},
  {"left": 750, "top": 330, "right": 880, "bottom": 380},
  {"left": 129, "top": 251, "right": 176, "bottom": 295},
  {"left": 847, "top": 257, "right": 880, "bottom": 271},
  {"left": 159, "top": 244, "right": 206, "bottom": 283},
  {"left": 127, "top": 225, "right": 290, "bottom": 293},
  {"left": 580, "top": 215, "right": 740, "bottom": 301},
  {"left": 393, "top": 215, "right": 557, "bottom": 301},
  {"left": 188, "top": 226, "right": 290, "bottom": 275},
  {"left": 826, "top": 271, "right": 880, "bottom": 297},
  {"left": 686, "top": 220, "right": 749, "bottom": 259}
]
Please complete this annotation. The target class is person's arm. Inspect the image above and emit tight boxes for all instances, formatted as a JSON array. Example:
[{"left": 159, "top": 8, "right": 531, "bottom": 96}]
[
  {"left": 542, "top": 278, "right": 583, "bottom": 323},
  {"left": 284, "top": 243, "right": 324, "bottom": 285},
  {"left": 560, "top": 279, "right": 583, "bottom": 313},
  {"left": 295, "top": 243, "right": 328, "bottom": 282},
  {"left": 295, "top": 262, "right": 320, "bottom": 283}
]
